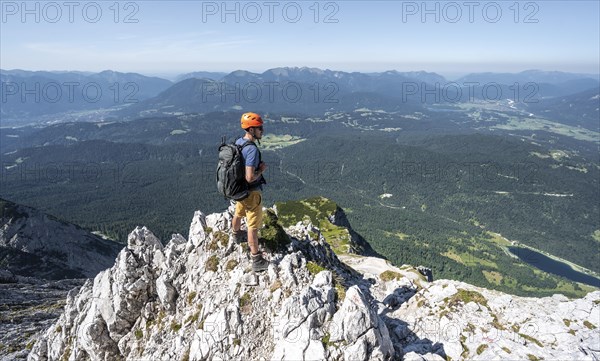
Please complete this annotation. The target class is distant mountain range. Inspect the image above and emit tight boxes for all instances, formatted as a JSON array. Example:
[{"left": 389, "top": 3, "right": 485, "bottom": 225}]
[
  {"left": 119, "top": 67, "right": 600, "bottom": 118},
  {"left": 174, "top": 71, "right": 228, "bottom": 82},
  {"left": 2, "top": 67, "right": 598, "bottom": 123},
  {"left": 0, "top": 69, "right": 173, "bottom": 122},
  {"left": 456, "top": 69, "right": 600, "bottom": 84}
]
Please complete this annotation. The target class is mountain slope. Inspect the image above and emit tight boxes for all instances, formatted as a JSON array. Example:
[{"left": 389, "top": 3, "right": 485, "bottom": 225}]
[
  {"left": 0, "top": 70, "right": 172, "bottom": 124},
  {"left": 119, "top": 67, "right": 435, "bottom": 117},
  {"left": 26, "top": 206, "right": 600, "bottom": 361},
  {"left": 524, "top": 87, "right": 600, "bottom": 131},
  {"left": 0, "top": 198, "right": 123, "bottom": 279}
]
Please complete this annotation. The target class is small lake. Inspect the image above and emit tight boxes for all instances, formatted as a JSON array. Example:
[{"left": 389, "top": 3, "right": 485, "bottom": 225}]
[{"left": 508, "top": 246, "right": 600, "bottom": 288}]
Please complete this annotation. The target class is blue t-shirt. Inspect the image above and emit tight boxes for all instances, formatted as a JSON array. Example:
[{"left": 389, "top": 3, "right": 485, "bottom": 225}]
[{"left": 236, "top": 137, "right": 264, "bottom": 190}]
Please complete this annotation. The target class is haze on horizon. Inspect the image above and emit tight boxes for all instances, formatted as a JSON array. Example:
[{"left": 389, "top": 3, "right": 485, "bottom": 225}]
[{"left": 1, "top": 1, "right": 599, "bottom": 78}]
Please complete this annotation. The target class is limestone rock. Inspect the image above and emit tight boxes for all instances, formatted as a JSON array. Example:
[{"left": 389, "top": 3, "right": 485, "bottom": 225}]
[{"left": 24, "top": 208, "right": 600, "bottom": 361}]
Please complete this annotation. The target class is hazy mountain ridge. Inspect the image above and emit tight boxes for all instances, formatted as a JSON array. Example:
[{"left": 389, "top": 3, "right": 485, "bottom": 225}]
[
  {"left": 0, "top": 70, "right": 173, "bottom": 123},
  {"left": 456, "top": 69, "right": 600, "bottom": 84},
  {"left": 174, "top": 71, "right": 228, "bottom": 82},
  {"left": 2, "top": 68, "right": 598, "bottom": 125},
  {"left": 119, "top": 68, "right": 600, "bottom": 118}
]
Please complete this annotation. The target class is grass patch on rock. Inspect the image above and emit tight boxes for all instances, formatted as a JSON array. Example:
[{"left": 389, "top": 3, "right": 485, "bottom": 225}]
[
  {"left": 307, "top": 261, "right": 327, "bottom": 276},
  {"left": 226, "top": 259, "right": 238, "bottom": 271},
  {"left": 380, "top": 270, "right": 403, "bottom": 282},
  {"left": 259, "top": 209, "right": 290, "bottom": 252},
  {"left": 584, "top": 320, "right": 597, "bottom": 330},
  {"left": 444, "top": 289, "right": 488, "bottom": 310},
  {"left": 205, "top": 255, "right": 219, "bottom": 272},
  {"left": 187, "top": 291, "right": 197, "bottom": 304}
]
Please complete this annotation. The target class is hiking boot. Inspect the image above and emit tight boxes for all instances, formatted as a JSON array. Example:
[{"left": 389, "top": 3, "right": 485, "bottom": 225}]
[
  {"left": 251, "top": 253, "right": 270, "bottom": 272},
  {"left": 229, "top": 230, "right": 246, "bottom": 244}
]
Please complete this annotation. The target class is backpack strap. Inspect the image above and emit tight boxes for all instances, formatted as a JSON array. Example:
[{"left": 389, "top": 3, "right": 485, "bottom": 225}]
[
  {"left": 238, "top": 139, "right": 265, "bottom": 186},
  {"left": 240, "top": 140, "right": 261, "bottom": 163}
]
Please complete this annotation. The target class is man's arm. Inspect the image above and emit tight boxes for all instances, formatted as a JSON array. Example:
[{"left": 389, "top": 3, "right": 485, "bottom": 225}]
[{"left": 245, "top": 163, "right": 266, "bottom": 184}]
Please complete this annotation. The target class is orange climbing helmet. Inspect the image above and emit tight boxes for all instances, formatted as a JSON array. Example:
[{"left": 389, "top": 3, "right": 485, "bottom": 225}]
[{"left": 241, "top": 112, "right": 263, "bottom": 129}]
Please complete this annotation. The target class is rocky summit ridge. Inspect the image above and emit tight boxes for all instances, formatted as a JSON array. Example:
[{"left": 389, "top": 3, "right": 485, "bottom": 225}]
[{"left": 26, "top": 205, "right": 600, "bottom": 361}]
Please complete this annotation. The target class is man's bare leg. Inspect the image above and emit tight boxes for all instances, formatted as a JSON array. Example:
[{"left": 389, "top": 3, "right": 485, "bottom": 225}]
[
  {"left": 232, "top": 215, "right": 241, "bottom": 233},
  {"left": 247, "top": 228, "right": 259, "bottom": 255}
]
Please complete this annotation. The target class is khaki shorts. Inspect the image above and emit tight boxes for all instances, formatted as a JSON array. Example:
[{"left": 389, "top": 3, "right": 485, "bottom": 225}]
[{"left": 234, "top": 190, "right": 263, "bottom": 230}]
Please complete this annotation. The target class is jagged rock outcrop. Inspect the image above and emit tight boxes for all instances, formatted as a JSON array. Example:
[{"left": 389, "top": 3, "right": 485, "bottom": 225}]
[
  {"left": 327, "top": 205, "right": 381, "bottom": 257},
  {"left": 27, "top": 207, "right": 600, "bottom": 361},
  {"left": 0, "top": 199, "right": 123, "bottom": 279}
]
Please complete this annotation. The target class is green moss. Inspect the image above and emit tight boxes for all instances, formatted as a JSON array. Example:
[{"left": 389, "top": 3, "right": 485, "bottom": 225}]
[
  {"left": 55, "top": 325, "right": 62, "bottom": 333},
  {"left": 226, "top": 259, "right": 238, "bottom": 272},
  {"left": 491, "top": 314, "right": 506, "bottom": 330},
  {"left": 476, "top": 344, "right": 488, "bottom": 355},
  {"left": 584, "top": 320, "right": 597, "bottom": 330},
  {"left": 594, "top": 299, "right": 600, "bottom": 305},
  {"left": 240, "top": 292, "right": 252, "bottom": 313},
  {"left": 146, "top": 319, "right": 155, "bottom": 330},
  {"left": 135, "top": 328, "right": 143, "bottom": 340},
  {"left": 563, "top": 319, "right": 571, "bottom": 327},
  {"left": 307, "top": 261, "right": 327, "bottom": 276},
  {"left": 460, "top": 335, "right": 469, "bottom": 359},
  {"left": 205, "top": 255, "right": 219, "bottom": 272},
  {"left": 274, "top": 198, "right": 354, "bottom": 255},
  {"left": 233, "top": 338, "right": 241, "bottom": 346},
  {"left": 213, "top": 231, "right": 228, "bottom": 247},
  {"left": 208, "top": 236, "right": 220, "bottom": 251},
  {"left": 275, "top": 197, "right": 337, "bottom": 227},
  {"left": 568, "top": 329, "right": 576, "bottom": 335},
  {"left": 187, "top": 291, "right": 197, "bottom": 304},
  {"left": 240, "top": 292, "right": 251, "bottom": 306},
  {"left": 502, "top": 346, "right": 511, "bottom": 354},
  {"left": 335, "top": 283, "right": 346, "bottom": 302},
  {"left": 519, "top": 333, "right": 543, "bottom": 347},
  {"left": 322, "top": 332, "right": 331, "bottom": 348},
  {"left": 445, "top": 289, "right": 488, "bottom": 310},
  {"left": 380, "top": 270, "right": 403, "bottom": 282},
  {"left": 185, "top": 311, "right": 201, "bottom": 324},
  {"left": 527, "top": 354, "right": 540, "bottom": 361},
  {"left": 25, "top": 341, "right": 34, "bottom": 350},
  {"left": 259, "top": 209, "right": 290, "bottom": 252},
  {"left": 204, "top": 227, "right": 213, "bottom": 234},
  {"left": 171, "top": 321, "right": 182, "bottom": 332}
]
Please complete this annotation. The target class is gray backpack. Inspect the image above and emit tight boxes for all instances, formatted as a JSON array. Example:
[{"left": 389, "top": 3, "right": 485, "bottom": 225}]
[{"left": 216, "top": 137, "right": 255, "bottom": 201}]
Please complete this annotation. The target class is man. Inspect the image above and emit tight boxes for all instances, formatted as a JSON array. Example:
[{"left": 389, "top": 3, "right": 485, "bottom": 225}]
[{"left": 230, "top": 112, "right": 270, "bottom": 272}]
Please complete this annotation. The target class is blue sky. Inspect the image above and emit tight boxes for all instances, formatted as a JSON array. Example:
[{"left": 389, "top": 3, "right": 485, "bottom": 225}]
[{"left": 1, "top": 1, "right": 599, "bottom": 79}]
